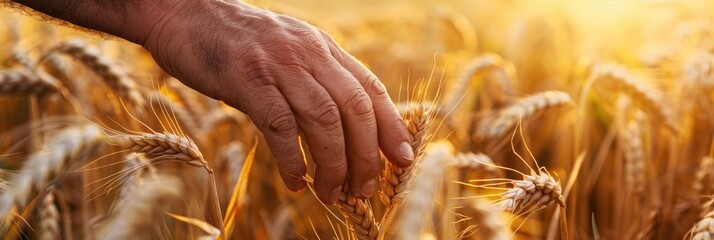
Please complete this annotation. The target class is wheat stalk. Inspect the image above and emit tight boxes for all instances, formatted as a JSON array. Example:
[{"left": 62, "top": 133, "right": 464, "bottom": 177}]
[
  {"left": 475, "top": 90, "right": 573, "bottom": 140},
  {"left": 50, "top": 39, "right": 145, "bottom": 107},
  {"left": 97, "top": 174, "right": 182, "bottom": 239},
  {"left": 0, "top": 124, "right": 103, "bottom": 221}
]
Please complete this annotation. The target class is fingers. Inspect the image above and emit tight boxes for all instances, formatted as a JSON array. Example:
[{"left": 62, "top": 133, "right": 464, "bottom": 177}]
[
  {"left": 309, "top": 58, "right": 381, "bottom": 199},
  {"left": 275, "top": 67, "right": 348, "bottom": 204},
  {"left": 221, "top": 82, "right": 308, "bottom": 192},
  {"left": 324, "top": 34, "right": 414, "bottom": 168}
]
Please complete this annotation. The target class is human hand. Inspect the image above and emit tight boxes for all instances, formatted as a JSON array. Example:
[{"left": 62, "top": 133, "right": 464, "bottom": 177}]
[{"left": 140, "top": 0, "right": 414, "bottom": 203}]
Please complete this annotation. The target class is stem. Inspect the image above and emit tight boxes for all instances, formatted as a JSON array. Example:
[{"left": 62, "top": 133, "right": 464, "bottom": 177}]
[{"left": 209, "top": 173, "right": 226, "bottom": 239}]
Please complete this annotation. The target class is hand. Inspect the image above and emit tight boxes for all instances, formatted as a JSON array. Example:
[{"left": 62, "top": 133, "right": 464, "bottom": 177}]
[{"left": 140, "top": 0, "right": 414, "bottom": 203}]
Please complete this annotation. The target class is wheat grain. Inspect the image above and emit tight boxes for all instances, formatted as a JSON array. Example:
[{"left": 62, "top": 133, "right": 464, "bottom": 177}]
[
  {"left": 695, "top": 156, "right": 714, "bottom": 195},
  {"left": 475, "top": 90, "right": 572, "bottom": 140}
]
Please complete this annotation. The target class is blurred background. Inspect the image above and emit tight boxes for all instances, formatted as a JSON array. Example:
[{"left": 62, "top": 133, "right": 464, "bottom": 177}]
[{"left": 2, "top": 0, "right": 714, "bottom": 239}]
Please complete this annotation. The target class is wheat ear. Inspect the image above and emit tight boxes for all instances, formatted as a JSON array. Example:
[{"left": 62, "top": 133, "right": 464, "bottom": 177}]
[
  {"left": 38, "top": 192, "right": 60, "bottom": 240},
  {"left": 106, "top": 132, "right": 211, "bottom": 173},
  {"left": 97, "top": 174, "right": 182, "bottom": 239},
  {"left": 590, "top": 63, "right": 678, "bottom": 133},
  {"left": 379, "top": 102, "right": 432, "bottom": 231},
  {"left": 449, "top": 152, "right": 497, "bottom": 173},
  {"left": 335, "top": 187, "right": 379, "bottom": 240},
  {"left": 51, "top": 39, "right": 145, "bottom": 107},
  {"left": 618, "top": 118, "right": 646, "bottom": 194},
  {"left": 0, "top": 69, "right": 59, "bottom": 95},
  {"left": 0, "top": 124, "right": 103, "bottom": 221},
  {"left": 498, "top": 170, "right": 565, "bottom": 216},
  {"left": 439, "top": 53, "right": 514, "bottom": 118},
  {"left": 475, "top": 90, "right": 572, "bottom": 140}
]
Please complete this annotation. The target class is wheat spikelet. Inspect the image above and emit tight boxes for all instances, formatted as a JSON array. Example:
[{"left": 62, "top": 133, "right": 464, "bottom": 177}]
[
  {"left": 38, "top": 192, "right": 60, "bottom": 240},
  {"left": 498, "top": 170, "right": 565, "bottom": 215},
  {"left": 397, "top": 142, "right": 452, "bottom": 239},
  {"left": 106, "top": 132, "right": 211, "bottom": 173},
  {"left": 97, "top": 174, "right": 182, "bottom": 239},
  {"left": 0, "top": 124, "right": 103, "bottom": 221},
  {"left": 475, "top": 90, "right": 572, "bottom": 140},
  {"left": 51, "top": 39, "right": 145, "bottom": 107},
  {"left": 0, "top": 69, "right": 59, "bottom": 95},
  {"left": 590, "top": 63, "right": 678, "bottom": 133},
  {"left": 335, "top": 187, "right": 379, "bottom": 240}
]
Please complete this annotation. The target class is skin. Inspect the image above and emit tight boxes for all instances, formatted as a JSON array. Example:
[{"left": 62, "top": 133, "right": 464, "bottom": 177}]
[{"left": 9, "top": 0, "right": 414, "bottom": 203}]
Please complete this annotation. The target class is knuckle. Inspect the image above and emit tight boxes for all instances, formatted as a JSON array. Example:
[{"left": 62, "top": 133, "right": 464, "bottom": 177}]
[
  {"left": 264, "top": 106, "right": 297, "bottom": 135},
  {"left": 364, "top": 74, "right": 388, "bottom": 97},
  {"left": 307, "top": 100, "right": 341, "bottom": 127},
  {"left": 321, "top": 158, "right": 348, "bottom": 174},
  {"left": 343, "top": 88, "right": 373, "bottom": 116},
  {"left": 352, "top": 148, "right": 381, "bottom": 170}
]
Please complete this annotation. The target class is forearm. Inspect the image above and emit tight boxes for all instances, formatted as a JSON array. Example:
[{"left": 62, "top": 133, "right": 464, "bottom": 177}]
[{"left": 8, "top": 0, "right": 193, "bottom": 45}]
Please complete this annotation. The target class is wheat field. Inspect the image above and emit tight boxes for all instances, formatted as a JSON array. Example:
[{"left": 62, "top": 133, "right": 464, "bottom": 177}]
[{"left": 1, "top": 0, "right": 714, "bottom": 239}]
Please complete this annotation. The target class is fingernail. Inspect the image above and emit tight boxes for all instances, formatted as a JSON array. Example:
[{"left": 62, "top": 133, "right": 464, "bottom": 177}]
[
  {"left": 360, "top": 179, "right": 376, "bottom": 198},
  {"left": 328, "top": 185, "right": 342, "bottom": 203},
  {"left": 294, "top": 179, "right": 307, "bottom": 191},
  {"left": 399, "top": 141, "right": 414, "bottom": 161}
]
